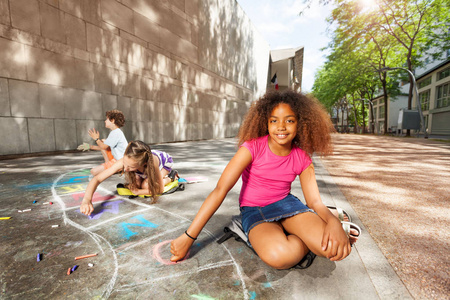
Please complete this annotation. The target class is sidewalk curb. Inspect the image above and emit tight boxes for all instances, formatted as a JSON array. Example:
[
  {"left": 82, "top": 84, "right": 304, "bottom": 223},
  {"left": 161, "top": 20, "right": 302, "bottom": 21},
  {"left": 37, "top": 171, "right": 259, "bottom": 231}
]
[{"left": 315, "top": 157, "right": 413, "bottom": 299}]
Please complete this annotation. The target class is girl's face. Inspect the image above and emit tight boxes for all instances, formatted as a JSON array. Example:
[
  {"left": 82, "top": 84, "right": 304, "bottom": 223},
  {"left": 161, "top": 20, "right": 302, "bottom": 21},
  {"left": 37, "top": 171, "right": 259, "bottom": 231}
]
[
  {"left": 123, "top": 156, "right": 144, "bottom": 172},
  {"left": 268, "top": 103, "right": 297, "bottom": 148}
]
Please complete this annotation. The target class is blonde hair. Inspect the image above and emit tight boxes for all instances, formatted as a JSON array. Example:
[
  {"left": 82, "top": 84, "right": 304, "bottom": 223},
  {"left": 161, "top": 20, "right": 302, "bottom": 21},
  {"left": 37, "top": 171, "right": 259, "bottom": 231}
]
[{"left": 124, "top": 141, "right": 160, "bottom": 203}]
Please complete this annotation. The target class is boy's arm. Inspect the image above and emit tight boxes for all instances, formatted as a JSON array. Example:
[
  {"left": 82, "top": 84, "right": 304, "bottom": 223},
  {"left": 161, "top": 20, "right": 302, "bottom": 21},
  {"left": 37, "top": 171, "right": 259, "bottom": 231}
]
[
  {"left": 80, "top": 159, "right": 124, "bottom": 215},
  {"left": 90, "top": 144, "right": 109, "bottom": 151},
  {"left": 89, "top": 128, "right": 109, "bottom": 150}
]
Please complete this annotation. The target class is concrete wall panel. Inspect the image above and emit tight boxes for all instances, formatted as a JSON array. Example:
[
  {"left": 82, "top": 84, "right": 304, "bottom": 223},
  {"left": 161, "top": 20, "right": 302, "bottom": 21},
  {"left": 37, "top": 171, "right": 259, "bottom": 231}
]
[
  {"left": 10, "top": 0, "right": 40, "bottom": 35},
  {"left": 0, "top": 38, "right": 27, "bottom": 80},
  {"left": 117, "top": 95, "right": 131, "bottom": 121},
  {"left": 102, "top": 94, "right": 118, "bottom": 112},
  {"left": 0, "top": 78, "right": 10, "bottom": 116},
  {"left": 40, "top": 2, "right": 65, "bottom": 44},
  {"left": 26, "top": 46, "right": 73, "bottom": 88},
  {"left": 9, "top": 80, "right": 40, "bottom": 118},
  {"left": 0, "top": 117, "right": 29, "bottom": 154},
  {"left": 54, "top": 119, "right": 77, "bottom": 150},
  {"left": 134, "top": 13, "right": 160, "bottom": 47},
  {"left": 160, "top": 27, "right": 197, "bottom": 63},
  {"left": 101, "top": 0, "right": 134, "bottom": 33},
  {"left": 64, "top": 14, "right": 87, "bottom": 50},
  {"left": 28, "top": 118, "right": 56, "bottom": 152},
  {"left": 60, "top": 0, "right": 102, "bottom": 25},
  {"left": 0, "top": 0, "right": 10, "bottom": 26},
  {"left": 64, "top": 88, "right": 84, "bottom": 120},
  {"left": 39, "top": 84, "right": 65, "bottom": 118},
  {"left": 93, "top": 64, "right": 114, "bottom": 94}
]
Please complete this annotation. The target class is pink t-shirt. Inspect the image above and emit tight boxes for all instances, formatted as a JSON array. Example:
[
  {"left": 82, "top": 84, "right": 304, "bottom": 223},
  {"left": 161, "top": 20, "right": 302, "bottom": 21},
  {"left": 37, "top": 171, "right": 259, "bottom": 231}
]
[{"left": 239, "top": 135, "right": 312, "bottom": 207}]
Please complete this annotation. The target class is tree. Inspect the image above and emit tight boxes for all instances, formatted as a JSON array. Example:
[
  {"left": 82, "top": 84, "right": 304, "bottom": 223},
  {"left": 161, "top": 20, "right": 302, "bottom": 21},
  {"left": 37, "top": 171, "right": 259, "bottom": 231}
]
[{"left": 308, "top": 0, "right": 448, "bottom": 135}]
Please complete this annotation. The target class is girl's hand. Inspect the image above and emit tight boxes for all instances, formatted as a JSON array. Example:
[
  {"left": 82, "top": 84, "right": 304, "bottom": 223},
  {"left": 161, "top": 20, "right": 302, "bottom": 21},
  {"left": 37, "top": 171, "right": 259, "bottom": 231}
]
[
  {"left": 80, "top": 200, "right": 94, "bottom": 216},
  {"left": 170, "top": 233, "right": 195, "bottom": 262},
  {"left": 321, "top": 218, "right": 351, "bottom": 261},
  {"left": 130, "top": 187, "right": 140, "bottom": 195}
]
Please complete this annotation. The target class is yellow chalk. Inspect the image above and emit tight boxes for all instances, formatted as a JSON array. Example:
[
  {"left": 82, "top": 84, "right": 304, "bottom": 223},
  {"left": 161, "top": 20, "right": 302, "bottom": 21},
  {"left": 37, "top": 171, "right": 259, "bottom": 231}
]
[{"left": 0, "top": 217, "right": 12, "bottom": 220}]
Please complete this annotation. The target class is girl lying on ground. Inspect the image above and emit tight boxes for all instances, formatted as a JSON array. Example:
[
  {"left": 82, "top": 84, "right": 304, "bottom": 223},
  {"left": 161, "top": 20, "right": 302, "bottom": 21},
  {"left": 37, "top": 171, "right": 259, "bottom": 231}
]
[{"left": 80, "top": 140, "right": 177, "bottom": 215}]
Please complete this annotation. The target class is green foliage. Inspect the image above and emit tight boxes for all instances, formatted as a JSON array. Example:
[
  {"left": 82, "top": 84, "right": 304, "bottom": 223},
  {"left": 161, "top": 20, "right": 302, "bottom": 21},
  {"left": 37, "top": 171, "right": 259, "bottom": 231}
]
[{"left": 309, "top": 0, "right": 448, "bottom": 131}]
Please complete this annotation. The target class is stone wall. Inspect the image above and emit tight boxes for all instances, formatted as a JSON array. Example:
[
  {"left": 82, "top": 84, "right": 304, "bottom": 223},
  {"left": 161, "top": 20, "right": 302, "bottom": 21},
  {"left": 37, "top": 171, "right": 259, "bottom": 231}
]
[{"left": 0, "top": 0, "right": 270, "bottom": 155}]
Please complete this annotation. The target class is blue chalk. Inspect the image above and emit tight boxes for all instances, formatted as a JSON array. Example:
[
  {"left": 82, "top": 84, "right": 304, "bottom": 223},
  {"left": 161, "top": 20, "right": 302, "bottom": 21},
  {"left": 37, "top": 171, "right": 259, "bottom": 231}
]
[
  {"left": 33, "top": 200, "right": 37, "bottom": 204},
  {"left": 71, "top": 265, "right": 78, "bottom": 272},
  {"left": 37, "top": 253, "right": 41, "bottom": 262}
]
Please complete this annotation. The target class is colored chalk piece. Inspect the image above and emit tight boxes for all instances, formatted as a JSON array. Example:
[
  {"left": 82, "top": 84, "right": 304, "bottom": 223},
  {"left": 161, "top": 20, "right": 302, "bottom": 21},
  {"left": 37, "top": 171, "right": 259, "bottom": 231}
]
[
  {"left": 74, "top": 253, "right": 97, "bottom": 260},
  {"left": 51, "top": 225, "right": 59, "bottom": 228},
  {"left": 19, "top": 209, "right": 31, "bottom": 213},
  {"left": 37, "top": 253, "right": 41, "bottom": 262},
  {"left": 71, "top": 265, "right": 78, "bottom": 272},
  {"left": 67, "top": 268, "right": 71, "bottom": 275},
  {"left": 0, "top": 217, "right": 12, "bottom": 220},
  {"left": 88, "top": 263, "right": 94, "bottom": 267},
  {"left": 33, "top": 200, "right": 37, "bottom": 204}
]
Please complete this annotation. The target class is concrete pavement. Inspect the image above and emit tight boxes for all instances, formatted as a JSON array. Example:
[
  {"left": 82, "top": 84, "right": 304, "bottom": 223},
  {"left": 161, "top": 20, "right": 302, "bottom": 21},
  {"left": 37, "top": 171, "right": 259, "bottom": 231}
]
[{"left": 0, "top": 138, "right": 412, "bottom": 299}]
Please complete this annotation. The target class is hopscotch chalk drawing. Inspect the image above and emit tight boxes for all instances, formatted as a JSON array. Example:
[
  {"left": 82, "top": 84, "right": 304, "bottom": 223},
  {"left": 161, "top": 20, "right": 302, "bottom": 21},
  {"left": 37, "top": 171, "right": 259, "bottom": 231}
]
[{"left": 51, "top": 168, "right": 249, "bottom": 299}]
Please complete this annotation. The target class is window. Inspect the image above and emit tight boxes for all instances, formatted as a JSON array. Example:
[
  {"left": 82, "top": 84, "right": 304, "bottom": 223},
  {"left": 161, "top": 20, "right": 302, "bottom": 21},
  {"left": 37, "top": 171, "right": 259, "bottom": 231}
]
[
  {"left": 419, "top": 90, "right": 430, "bottom": 111},
  {"left": 437, "top": 67, "right": 450, "bottom": 81},
  {"left": 418, "top": 76, "right": 432, "bottom": 89},
  {"left": 436, "top": 83, "right": 449, "bottom": 108},
  {"left": 379, "top": 105, "right": 385, "bottom": 118}
]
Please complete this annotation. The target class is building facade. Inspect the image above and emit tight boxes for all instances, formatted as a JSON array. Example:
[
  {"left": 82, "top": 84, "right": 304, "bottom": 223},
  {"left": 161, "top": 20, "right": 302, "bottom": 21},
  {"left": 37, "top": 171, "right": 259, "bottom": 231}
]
[
  {"left": 268, "top": 47, "right": 304, "bottom": 92},
  {"left": 415, "top": 60, "right": 450, "bottom": 136}
]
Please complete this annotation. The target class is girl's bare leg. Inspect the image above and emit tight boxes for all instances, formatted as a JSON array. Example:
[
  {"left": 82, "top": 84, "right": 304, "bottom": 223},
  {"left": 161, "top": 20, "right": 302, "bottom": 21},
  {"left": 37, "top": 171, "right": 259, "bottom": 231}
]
[
  {"left": 100, "top": 150, "right": 109, "bottom": 162},
  {"left": 161, "top": 169, "right": 171, "bottom": 186},
  {"left": 90, "top": 165, "right": 105, "bottom": 176},
  {"left": 248, "top": 221, "right": 309, "bottom": 270},
  {"left": 249, "top": 212, "right": 340, "bottom": 269},
  {"left": 281, "top": 212, "right": 331, "bottom": 256}
]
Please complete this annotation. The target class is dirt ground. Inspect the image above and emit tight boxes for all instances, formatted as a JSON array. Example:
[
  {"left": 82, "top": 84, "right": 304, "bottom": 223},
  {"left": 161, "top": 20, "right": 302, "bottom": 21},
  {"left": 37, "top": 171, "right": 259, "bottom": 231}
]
[{"left": 320, "top": 134, "right": 450, "bottom": 300}]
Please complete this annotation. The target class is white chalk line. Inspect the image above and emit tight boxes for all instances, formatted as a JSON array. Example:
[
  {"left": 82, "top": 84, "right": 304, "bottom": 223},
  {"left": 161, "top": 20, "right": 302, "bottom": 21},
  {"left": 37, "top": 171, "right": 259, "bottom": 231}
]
[
  {"left": 54, "top": 169, "right": 249, "bottom": 299},
  {"left": 114, "top": 260, "right": 235, "bottom": 292},
  {"left": 85, "top": 207, "right": 153, "bottom": 230},
  {"left": 52, "top": 169, "right": 118, "bottom": 299},
  {"left": 98, "top": 186, "right": 194, "bottom": 223}
]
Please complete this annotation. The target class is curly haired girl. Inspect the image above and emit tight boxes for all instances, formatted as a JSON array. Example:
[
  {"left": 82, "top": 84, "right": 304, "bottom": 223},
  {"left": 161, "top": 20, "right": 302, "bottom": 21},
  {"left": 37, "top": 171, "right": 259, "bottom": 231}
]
[{"left": 170, "top": 90, "right": 359, "bottom": 269}]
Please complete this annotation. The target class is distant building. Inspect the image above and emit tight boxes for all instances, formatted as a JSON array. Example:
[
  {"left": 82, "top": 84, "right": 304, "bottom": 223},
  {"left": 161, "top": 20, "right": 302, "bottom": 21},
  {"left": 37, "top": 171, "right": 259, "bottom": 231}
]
[
  {"left": 414, "top": 59, "right": 450, "bottom": 136},
  {"left": 268, "top": 47, "right": 304, "bottom": 92},
  {"left": 370, "top": 53, "right": 450, "bottom": 136},
  {"left": 371, "top": 90, "right": 408, "bottom": 135}
]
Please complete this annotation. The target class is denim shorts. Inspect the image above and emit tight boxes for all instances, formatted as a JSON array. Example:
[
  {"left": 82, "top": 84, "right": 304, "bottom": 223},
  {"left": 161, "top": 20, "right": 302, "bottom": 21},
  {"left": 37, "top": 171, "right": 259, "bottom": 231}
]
[{"left": 240, "top": 194, "right": 314, "bottom": 244}]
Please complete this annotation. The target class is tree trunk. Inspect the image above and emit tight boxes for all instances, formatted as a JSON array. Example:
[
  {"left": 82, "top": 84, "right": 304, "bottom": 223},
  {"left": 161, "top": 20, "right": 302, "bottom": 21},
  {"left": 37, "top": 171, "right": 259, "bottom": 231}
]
[
  {"left": 361, "top": 101, "right": 366, "bottom": 134},
  {"left": 406, "top": 56, "right": 414, "bottom": 137},
  {"left": 382, "top": 81, "right": 388, "bottom": 135}
]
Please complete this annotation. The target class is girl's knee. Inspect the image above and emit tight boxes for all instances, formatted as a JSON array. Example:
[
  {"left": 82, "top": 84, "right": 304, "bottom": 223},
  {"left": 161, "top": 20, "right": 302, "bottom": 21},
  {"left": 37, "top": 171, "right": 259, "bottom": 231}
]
[{"left": 257, "top": 245, "right": 300, "bottom": 270}]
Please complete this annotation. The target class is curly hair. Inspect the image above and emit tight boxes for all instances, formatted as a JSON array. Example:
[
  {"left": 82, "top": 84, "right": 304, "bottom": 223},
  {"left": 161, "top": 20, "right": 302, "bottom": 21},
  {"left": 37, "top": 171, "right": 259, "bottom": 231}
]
[
  {"left": 123, "top": 141, "right": 160, "bottom": 204},
  {"left": 106, "top": 110, "right": 125, "bottom": 128},
  {"left": 237, "top": 90, "right": 334, "bottom": 156}
]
